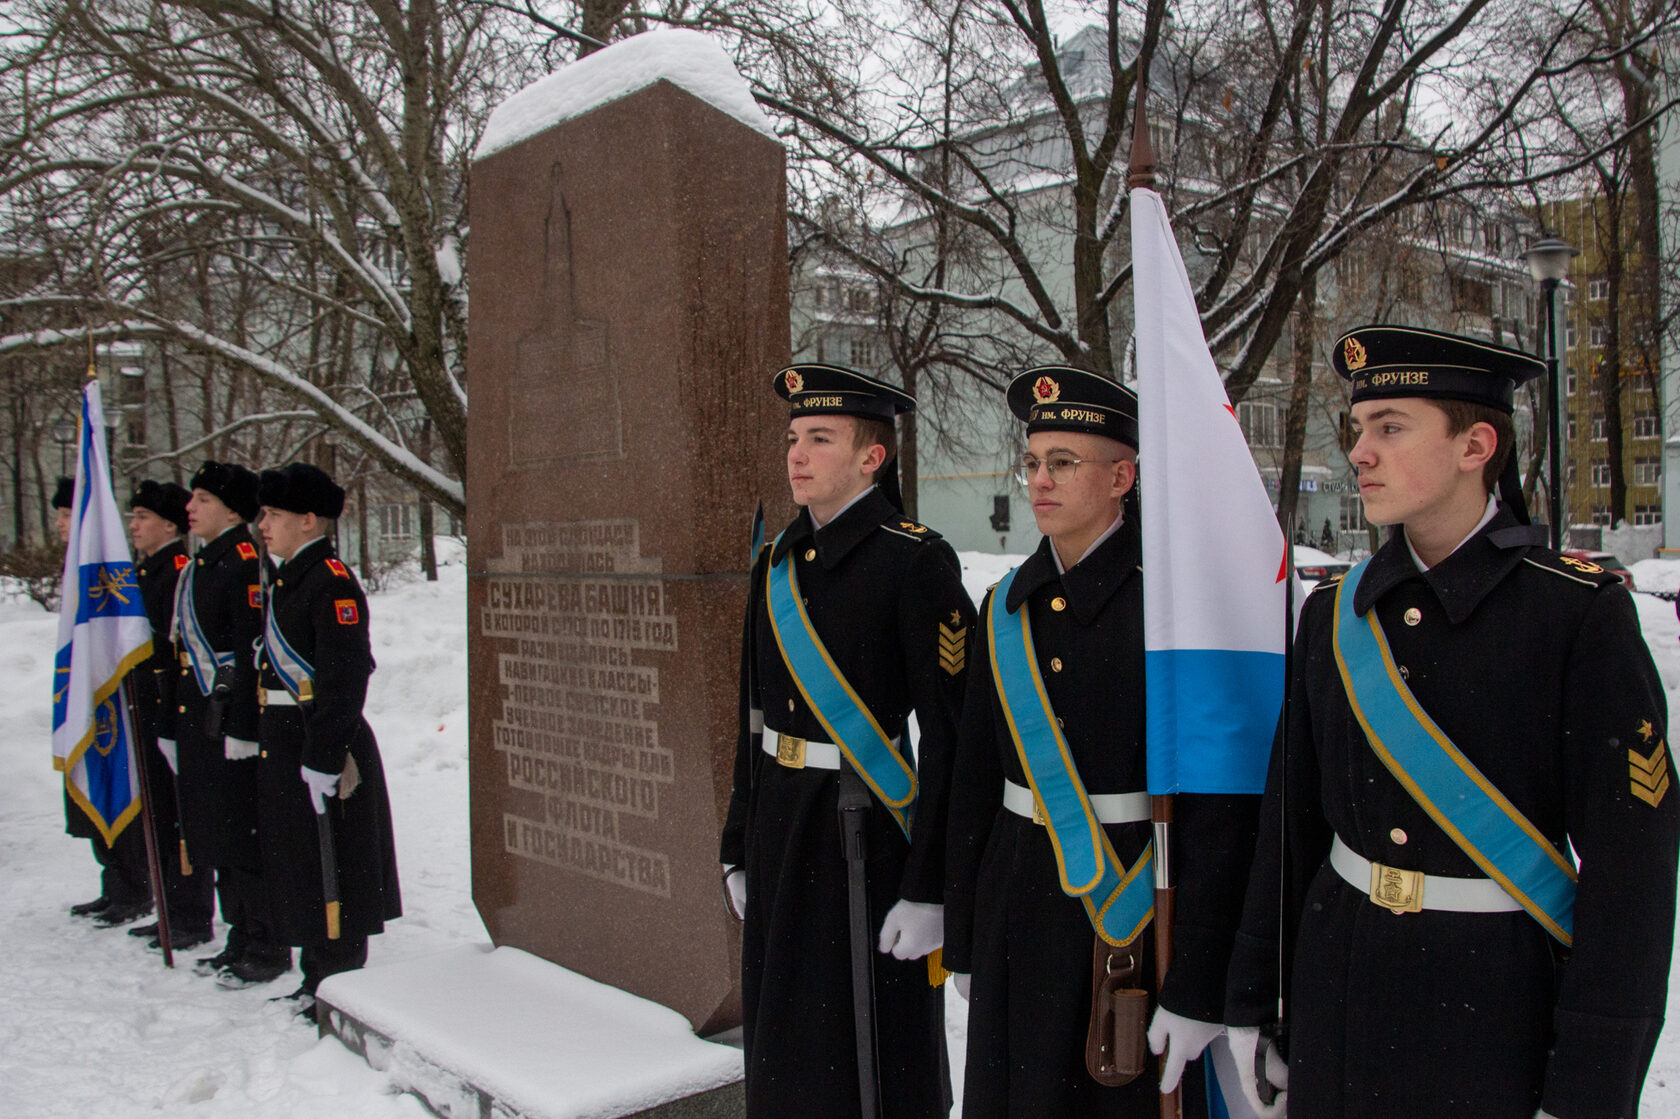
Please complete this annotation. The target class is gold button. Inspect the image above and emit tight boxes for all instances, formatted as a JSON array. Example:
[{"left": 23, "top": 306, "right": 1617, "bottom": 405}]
[
  {"left": 1050, "top": 657, "right": 1063, "bottom": 672},
  {"left": 261, "top": 751, "right": 268, "bottom": 759},
  {"left": 1051, "top": 597, "right": 1067, "bottom": 612},
  {"left": 1403, "top": 607, "right": 1421, "bottom": 626},
  {"left": 1390, "top": 828, "right": 1408, "bottom": 845},
  {"left": 177, "top": 705, "right": 185, "bottom": 714},
  {"left": 804, "top": 549, "right": 816, "bottom": 562},
  {"left": 1057, "top": 717, "right": 1065, "bottom": 728},
  {"left": 787, "top": 699, "right": 796, "bottom": 712},
  {"left": 197, "top": 558, "right": 204, "bottom": 566},
  {"left": 276, "top": 578, "right": 284, "bottom": 587},
  {"left": 1398, "top": 665, "right": 1410, "bottom": 680}
]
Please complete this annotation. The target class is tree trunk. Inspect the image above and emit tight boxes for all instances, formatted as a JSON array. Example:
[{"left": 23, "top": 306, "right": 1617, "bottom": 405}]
[
  {"left": 900, "top": 363, "right": 918, "bottom": 520},
  {"left": 1276, "top": 277, "right": 1317, "bottom": 529},
  {"left": 419, "top": 420, "right": 437, "bottom": 581}
]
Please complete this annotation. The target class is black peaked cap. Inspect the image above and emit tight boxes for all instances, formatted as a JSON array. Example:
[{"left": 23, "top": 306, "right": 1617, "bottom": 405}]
[
  {"left": 1332, "top": 324, "right": 1544, "bottom": 413},
  {"left": 1006, "top": 366, "right": 1139, "bottom": 449}
]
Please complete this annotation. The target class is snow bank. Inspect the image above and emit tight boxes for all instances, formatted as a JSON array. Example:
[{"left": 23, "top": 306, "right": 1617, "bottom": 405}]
[
  {"left": 1632, "top": 559, "right": 1680, "bottom": 598},
  {"left": 474, "top": 29, "right": 777, "bottom": 162},
  {"left": 318, "top": 945, "right": 741, "bottom": 1119}
]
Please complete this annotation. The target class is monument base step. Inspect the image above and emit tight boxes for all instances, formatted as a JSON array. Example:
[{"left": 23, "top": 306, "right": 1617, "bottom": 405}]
[{"left": 316, "top": 945, "right": 744, "bottom": 1119}]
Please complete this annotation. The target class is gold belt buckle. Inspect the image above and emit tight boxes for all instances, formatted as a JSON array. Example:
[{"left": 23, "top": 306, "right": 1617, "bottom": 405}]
[
  {"left": 1370, "top": 861, "right": 1424, "bottom": 914},
  {"left": 775, "top": 733, "right": 807, "bottom": 769}
]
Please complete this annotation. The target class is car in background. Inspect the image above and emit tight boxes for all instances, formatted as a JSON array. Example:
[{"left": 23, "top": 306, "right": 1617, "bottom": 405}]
[
  {"left": 1293, "top": 545, "right": 1351, "bottom": 584},
  {"left": 1562, "top": 549, "right": 1634, "bottom": 590}
]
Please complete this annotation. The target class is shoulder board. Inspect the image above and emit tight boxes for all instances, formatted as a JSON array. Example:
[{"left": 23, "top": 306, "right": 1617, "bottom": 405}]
[
  {"left": 1522, "top": 552, "right": 1622, "bottom": 588},
  {"left": 325, "top": 558, "right": 351, "bottom": 578},
  {"left": 174, "top": 554, "right": 189, "bottom": 571},
  {"left": 1307, "top": 574, "right": 1343, "bottom": 596},
  {"left": 879, "top": 519, "right": 942, "bottom": 542},
  {"left": 236, "top": 541, "right": 258, "bottom": 561}
]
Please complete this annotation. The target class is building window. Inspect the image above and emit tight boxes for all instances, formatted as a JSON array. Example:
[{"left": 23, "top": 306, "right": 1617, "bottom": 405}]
[
  {"left": 1339, "top": 494, "right": 1366, "bottom": 533},
  {"left": 1589, "top": 320, "right": 1607, "bottom": 347},
  {"left": 1634, "top": 504, "right": 1662, "bottom": 526},
  {"left": 1634, "top": 457, "right": 1660, "bottom": 486},
  {"left": 1591, "top": 415, "right": 1606, "bottom": 442},
  {"left": 845, "top": 288, "right": 873, "bottom": 313},
  {"left": 1567, "top": 416, "right": 1578, "bottom": 441},
  {"left": 1634, "top": 414, "right": 1660, "bottom": 439},
  {"left": 126, "top": 416, "right": 145, "bottom": 447},
  {"left": 1566, "top": 369, "right": 1576, "bottom": 396},
  {"left": 375, "top": 503, "right": 413, "bottom": 540},
  {"left": 1591, "top": 462, "right": 1611, "bottom": 487},
  {"left": 1591, "top": 505, "right": 1612, "bottom": 526},
  {"left": 848, "top": 337, "right": 876, "bottom": 367},
  {"left": 1566, "top": 323, "right": 1577, "bottom": 349},
  {"left": 1588, "top": 279, "right": 1609, "bottom": 300},
  {"left": 1238, "top": 401, "right": 1279, "bottom": 448}
]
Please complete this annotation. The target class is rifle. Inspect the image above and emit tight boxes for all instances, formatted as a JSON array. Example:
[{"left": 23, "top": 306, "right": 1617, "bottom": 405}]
[{"left": 836, "top": 767, "right": 881, "bottom": 1119}]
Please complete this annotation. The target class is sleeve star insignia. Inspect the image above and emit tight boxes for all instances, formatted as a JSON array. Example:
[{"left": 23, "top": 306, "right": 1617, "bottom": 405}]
[{"left": 1638, "top": 719, "right": 1655, "bottom": 743}]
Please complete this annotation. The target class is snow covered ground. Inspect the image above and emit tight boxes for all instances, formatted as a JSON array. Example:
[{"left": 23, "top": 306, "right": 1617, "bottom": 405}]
[{"left": 3, "top": 548, "right": 1679, "bottom": 1115}]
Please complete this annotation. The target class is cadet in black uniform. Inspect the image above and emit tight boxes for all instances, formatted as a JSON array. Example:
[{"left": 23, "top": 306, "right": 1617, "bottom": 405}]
[
  {"left": 177, "top": 461, "right": 291, "bottom": 985},
  {"left": 124, "top": 480, "right": 217, "bottom": 950},
  {"left": 720, "top": 365, "right": 974, "bottom": 1119},
  {"left": 944, "top": 368, "right": 1255, "bottom": 1116},
  {"left": 1225, "top": 326, "right": 1679, "bottom": 1119},
  {"left": 59, "top": 476, "right": 154, "bottom": 926},
  {"left": 254, "top": 463, "right": 401, "bottom": 1019}
]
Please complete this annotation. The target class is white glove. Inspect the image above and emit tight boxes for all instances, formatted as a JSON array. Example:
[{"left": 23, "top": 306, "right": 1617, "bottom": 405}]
[
  {"left": 1536, "top": 1112, "right": 1560, "bottom": 1119},
  {"left": 951, "top": 973, "right": 972, "bottom": 1001},
  {"left": 224, "top": 736, "right": 258, "bottom": 761},
  {"left": 1148, "top": 1007, "right": 1224, "bottom": 1093},
  {"left": 1227, "top": 1025, "right": 1288, "bottom": 1118},
  {"left": 723, "top": 866, "right": 746, "bottom": 920},
  {"left": 876, "top": 899, "right": 943, "bottom": 960},
  {"left": 301, "top": 764, "right": 340, "bottom": 814},
  {"left": 157, "top": 738, "right": 177, "bottom": 774}
]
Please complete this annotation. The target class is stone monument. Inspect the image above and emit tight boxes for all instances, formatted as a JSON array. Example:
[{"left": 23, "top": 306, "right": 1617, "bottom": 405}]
[{"left": 465, "top": 32, "right": 791, "bottom": 1037}]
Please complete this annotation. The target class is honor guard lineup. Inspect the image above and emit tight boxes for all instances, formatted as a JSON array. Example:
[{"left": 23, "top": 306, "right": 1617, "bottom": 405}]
[
  {"left": 55, "top": 328, "right": 1674, "bottom": 1112},
  {"left": 65, "top": 458, "right": 400, "bottom": 1023},
  {"left": 723, "top": 334, "right": 1676, "bottom": 1117}
]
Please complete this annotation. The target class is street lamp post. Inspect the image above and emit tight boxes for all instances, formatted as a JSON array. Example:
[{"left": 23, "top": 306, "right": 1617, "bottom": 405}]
[
  {"left": 51, "top": 417, "right": 76, "bottom": 479},
  {"left": 1524, "top": 235, "right": 1578, "bottom": 550}
]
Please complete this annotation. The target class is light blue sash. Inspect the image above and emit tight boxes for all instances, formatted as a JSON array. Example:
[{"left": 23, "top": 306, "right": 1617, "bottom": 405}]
[
  {"left": 765, "top": 532, "right": 915, "bottom": 837},
  {"left": 988, "top": 568, "right": 1154, "bottom": 946},
  {"left": 173, "top": 561, "right": 232, "bottom": 697},
  {"left": 262, "top": 597, "right": 315, "bottom": 703},
  {"left": 1333, "top": 558, "right": 1577, "bottom": 944}
]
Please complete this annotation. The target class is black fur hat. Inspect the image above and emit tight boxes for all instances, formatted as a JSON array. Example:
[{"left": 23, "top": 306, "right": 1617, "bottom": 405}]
[
  {"left": 189, "top": 460, "right": 261, "bottom": 522},
  {"left": 51, "top": 476, "right": 74, "bottom": 511},
  {"left": 130, "top": 480, "right": 191, "bottom": 534},
  {"left": 258, "top": 462, "right": 345, "bottom": 519}
]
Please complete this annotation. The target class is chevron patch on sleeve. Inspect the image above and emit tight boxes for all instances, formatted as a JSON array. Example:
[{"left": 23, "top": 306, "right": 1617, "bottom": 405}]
[
  {"left": 1630, "top": 720, "right": 1669, "bottom": 807},
  {"left": 939, "top": 612, "right": 967, "bottom": 676}
]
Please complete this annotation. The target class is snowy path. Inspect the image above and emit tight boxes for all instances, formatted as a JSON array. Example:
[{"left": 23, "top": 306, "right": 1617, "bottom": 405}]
[{"left": 1, "top": 554, "right": 1677, "bottom": 1115}]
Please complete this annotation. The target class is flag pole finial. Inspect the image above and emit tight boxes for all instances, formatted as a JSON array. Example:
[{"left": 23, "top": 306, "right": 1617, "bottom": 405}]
[
  {"left": 85, "top": 326, "right": 97, "bottom": 380},
  {"left": 1128, "top": 79, "right": 1156, "bottom": 190}
]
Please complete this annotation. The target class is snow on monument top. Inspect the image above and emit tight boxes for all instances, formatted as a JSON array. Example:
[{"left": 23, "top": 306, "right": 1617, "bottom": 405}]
[{"left": 474, "top": 29, "right": 778, "bottom": 161}]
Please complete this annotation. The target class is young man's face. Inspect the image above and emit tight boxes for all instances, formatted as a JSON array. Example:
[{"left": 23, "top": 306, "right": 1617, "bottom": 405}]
[
  {"left": 256, "top": 506, "right": 317, "bottom": 562},
  {"left": 127, "top": 507, "right": 179, "bottom": 557},
  {"left": 1348, "top": 398, "right": 1488, "bottom": 527},
  {"left": 1022, "top": 430, "right": 1135, "bottom": 542},
  {"left": 186, "top": 487, "right": 242, "bottom": 540},
  {"left": 54, "top": 507, "right": 71, "bottom": 544},
  {"left": 786, "top": 415, "right": 881, "bottom": 515}
]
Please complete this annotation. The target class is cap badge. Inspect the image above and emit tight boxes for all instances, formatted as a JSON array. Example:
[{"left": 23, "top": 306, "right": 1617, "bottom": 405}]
[
  {"left": 1032, "top": 376, "right": 1060, "bottom": 404},
  {"left": 784, "top": 369, "right": 804, "bottom": 394},
  {"left": 1343, "top": 336, "right": 1368, "bottom": 372}
]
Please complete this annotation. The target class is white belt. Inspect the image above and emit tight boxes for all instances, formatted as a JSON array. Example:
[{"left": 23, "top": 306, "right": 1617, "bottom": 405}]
[
  {"left": 762, "top": 730, "right": 843, "bottom": 770},
  {"left": 1002, "top": 778, "right": 1149, "bottom": 826},
  {"left": 1330, "top": 835, "right": 1522, "bottom": 914},
  {"left": 260, "top": 689, "right": 298, "bottom": 708}
]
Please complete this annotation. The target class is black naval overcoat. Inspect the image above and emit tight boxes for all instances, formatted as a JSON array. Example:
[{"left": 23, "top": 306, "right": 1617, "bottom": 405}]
[
  {"left": 1225, "top": 509, "right": 1679, "bottom": 1119},
  {"left": 719, "top": 488, "right": 975, "bottom": 1119},
  {"left": 945, "top": 519, "right": 1258, "bottom": 1117},
  {"left": 175, "top": 524, "right": 265, "bottom": 869},
  {"left": 135, "top": 536, "right": 212, "bottom": 922},
  {"left": 256, "top": 538, "right": 401, "bottom": 944}
]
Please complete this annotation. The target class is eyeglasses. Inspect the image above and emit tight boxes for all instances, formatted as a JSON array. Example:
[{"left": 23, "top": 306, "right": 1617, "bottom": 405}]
[{"left": 1013, "top": 453, "right": 1122, "bottom": 486}]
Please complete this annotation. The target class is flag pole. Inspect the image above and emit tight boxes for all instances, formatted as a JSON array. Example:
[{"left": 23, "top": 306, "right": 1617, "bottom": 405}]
[
  {"left": 123, "top": 670, "right": 175, "bottom": 968},
  {"left": 1129, "top": 78, "right": 1182, "bottom": 1119}
]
